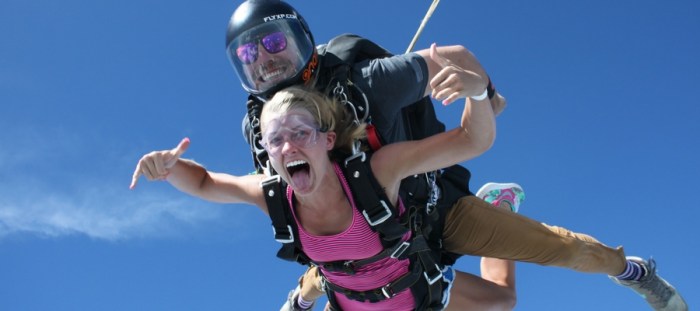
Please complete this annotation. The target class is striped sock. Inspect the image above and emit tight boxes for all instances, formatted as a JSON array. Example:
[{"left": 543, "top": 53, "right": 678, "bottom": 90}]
[
  {"left": 297, "top": 295, "right": 314, "bottom": 310},
  {"left": 615, "top": 260, "right": 647, "bottom": 281}
]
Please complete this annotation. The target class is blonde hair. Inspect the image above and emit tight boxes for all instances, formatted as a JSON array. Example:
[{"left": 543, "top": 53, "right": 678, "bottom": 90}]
[{"left": 261, "top": 86, "right": 366, "bottom": 161}]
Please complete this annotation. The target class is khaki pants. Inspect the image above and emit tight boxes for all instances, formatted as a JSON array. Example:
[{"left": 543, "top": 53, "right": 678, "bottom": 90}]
[{"left": 442, "top": 196, "right": 627, "bottom": 276}]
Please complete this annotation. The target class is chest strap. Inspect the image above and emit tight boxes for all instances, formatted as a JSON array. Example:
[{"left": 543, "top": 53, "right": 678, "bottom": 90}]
[
  {"left": 317, "top": 228, "right": 429, "bottom": 275},
  {"left": 323, "top": 259, "right": 424, "bottom": 303},
  {"left": 321, "top": 236, "right": 444, "bottom": 305}
]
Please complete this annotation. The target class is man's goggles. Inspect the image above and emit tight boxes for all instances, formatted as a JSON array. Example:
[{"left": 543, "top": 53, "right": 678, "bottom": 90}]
[{"left": 236, "top": 31, "right": 288, "bottom": 65}]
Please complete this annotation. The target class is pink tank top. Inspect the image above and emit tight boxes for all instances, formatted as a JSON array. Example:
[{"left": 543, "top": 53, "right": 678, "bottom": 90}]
[{"left": 287, "top": 163, "right": 415, "bottom": 311}]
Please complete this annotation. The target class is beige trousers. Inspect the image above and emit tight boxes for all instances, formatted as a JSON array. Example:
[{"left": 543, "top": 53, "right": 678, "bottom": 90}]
[{"left": 443, "top": 196, "right": 627, "bottom": 276}]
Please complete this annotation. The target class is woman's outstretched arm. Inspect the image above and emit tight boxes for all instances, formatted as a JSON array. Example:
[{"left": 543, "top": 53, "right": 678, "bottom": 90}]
[{"left": 130, "top": 137, "right": 268, "bottom": 213}]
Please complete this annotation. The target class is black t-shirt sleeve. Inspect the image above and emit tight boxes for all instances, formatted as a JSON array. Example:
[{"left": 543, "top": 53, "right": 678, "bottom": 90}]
[{"left": 352, "top": 53, "right": 430, "bottom": 143}]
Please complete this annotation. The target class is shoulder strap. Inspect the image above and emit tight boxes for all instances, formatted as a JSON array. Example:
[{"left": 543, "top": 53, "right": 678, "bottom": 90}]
[
  {"left": 261, "top": 175, "right": 310, "bottom": 265},
  {"left": 321, "top": 33, "right": 393, "bottom": 68},
  {"left": 342, "top": 152, "right": 408, "bottom": 243}
]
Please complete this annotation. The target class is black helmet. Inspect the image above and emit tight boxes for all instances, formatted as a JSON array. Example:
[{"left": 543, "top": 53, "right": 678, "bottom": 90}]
[{"left": 226, "top": 0, "right": 318, "bottom": 98}]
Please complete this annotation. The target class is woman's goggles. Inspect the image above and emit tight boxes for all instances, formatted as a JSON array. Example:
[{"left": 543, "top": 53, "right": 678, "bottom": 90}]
[
  {"left": 236, "top": 31, "right": 288, "bottom": 64},
  {"left": 261, "top": 115, "right": 321, "bottom": 158}
]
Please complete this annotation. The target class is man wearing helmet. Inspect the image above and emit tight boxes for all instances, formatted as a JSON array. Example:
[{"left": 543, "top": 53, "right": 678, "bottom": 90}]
[
  {"left": 225, "top": 0, "right": 520, "bottom": 310},
  {"left": 227, "top": 12, "right": 317, "bottom": 95}
]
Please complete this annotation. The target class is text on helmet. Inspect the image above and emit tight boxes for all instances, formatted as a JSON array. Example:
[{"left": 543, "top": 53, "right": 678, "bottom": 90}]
[{"left": 263, "top": 14, "right": 298, "bottom": 23}]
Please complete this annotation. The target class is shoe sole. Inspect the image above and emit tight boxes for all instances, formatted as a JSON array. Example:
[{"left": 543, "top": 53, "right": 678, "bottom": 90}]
[{"left": 475, "top": 182, "right": 524, "bottom": 213}]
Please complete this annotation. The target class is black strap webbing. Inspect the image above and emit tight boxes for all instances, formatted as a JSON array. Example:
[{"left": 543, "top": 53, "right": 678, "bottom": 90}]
[
  {"left": 342, "top": 152, "right": 408, "bottom": 242},
  {"left": 323, "top": 259, "right": 424, "bottom": 303},
  {"left": 318, "top": 234, "right": 432, "bottom": 275},
  {"left": 261, "top": 175, "right": 309, "bottom": 265}
]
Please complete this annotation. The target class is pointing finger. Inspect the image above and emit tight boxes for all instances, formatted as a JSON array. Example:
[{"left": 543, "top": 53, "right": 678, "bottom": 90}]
[
  {"left": 173, "top": 137, "right": 190, "bottom": 157},
  {"left": 165, "top": 137, "right": 190, "bottom": 168},
  {"left": 429, "top": 43, "right": 450, "bottom": 68},
  {"left": 130, "top": 162, "right": 142, "bottom": 189}
]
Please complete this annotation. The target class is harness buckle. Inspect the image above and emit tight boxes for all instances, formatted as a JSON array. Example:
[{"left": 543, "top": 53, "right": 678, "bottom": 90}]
[
  {"left": 424, "top": 264, "right": 443, "bottom": 285},
  {"left": 344, "top": 151, "right": 366, "bottom": 167},
  {"left": 390, "top": 241, "right": 411, "bottom": 259},
  {"left": 342, "top": 261, "right": 356, "bottom": 275},
  {"left": 319, "top": 274, "right": 329, "bottom": 293},
  {"left": 273, "top": 225, "right": 294, "bottom": 244},
  {"left": 362, "top": 200, "right": 392, "bottom": 226},
  {"left": 381, "top": 285, "right": 394, "bottom": 299},
  {"left": 260, "top": 175, "right": 281, "bottom": 189}
]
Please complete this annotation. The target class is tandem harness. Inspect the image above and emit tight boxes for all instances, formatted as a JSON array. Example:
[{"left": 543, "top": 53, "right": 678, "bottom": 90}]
[{"left": 262, "top": 151, "right": 450, "bottom": 310}]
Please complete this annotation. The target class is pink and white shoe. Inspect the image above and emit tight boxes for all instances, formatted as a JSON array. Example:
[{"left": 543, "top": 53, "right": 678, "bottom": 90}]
[{"left": 475, "top": 182, "right": 525, "bottom": 213}]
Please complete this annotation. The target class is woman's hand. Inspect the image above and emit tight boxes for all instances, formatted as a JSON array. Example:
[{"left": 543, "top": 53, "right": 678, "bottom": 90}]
[
  {"left": 429, "top": 43, "right": 488, "bottom": 106},
  {"left": 130, "top": 137, "right": 190, "bottom": 189}
]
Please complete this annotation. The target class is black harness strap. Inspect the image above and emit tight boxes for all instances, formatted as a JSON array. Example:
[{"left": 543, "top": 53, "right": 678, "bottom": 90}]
[
  {"left": 261, "top": 175, "right": 310, "bottom": 265},
  {"left": 342, "top": 152, "right": 408, "bottom": 243},
  {"left": 323, "top": 259, "right": 424, "bottom": 303},
  {"left": 317, "top": 233, "right": 431, "bottom": 275},
  {"left": 320, "top": 232, "right": 446, "bottom": 309},
  {"left": 410, "top": 211, "right": 445, "bottom": 309}
]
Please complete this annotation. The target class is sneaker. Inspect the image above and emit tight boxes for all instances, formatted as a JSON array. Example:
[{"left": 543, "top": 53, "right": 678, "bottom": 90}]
[
  {"left": 280, "top": 285, "right": 314, "bottom": 311},
  {"left": 475, "top": 182, "right": 525, "bottom": 213},
  {"left": 610, "top": 257, "right": 688, "bottom": 311}
]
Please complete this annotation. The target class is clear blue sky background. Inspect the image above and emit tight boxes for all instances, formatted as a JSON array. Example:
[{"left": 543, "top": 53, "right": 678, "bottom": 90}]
[{"left": 2, "top": 1, "right": 698, "bottom": 310}]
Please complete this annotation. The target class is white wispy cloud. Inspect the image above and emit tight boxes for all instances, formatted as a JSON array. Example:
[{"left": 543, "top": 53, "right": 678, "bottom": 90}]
[
  {"left": 0, "top": 125, "right": 238, "bottom": 241},
  {"left": 0, "top": 186, "right": 220, "bottom": 240}
]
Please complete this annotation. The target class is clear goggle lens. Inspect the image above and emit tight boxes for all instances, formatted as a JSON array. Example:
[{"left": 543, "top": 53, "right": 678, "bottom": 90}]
[{"left": 261, "top": 115, "right": 321, "bottom": 157}]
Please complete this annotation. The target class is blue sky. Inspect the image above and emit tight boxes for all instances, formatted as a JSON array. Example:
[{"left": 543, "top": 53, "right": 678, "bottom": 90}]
[{"left": 2, "top": 0, "right": 698, "bottom": 310}]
